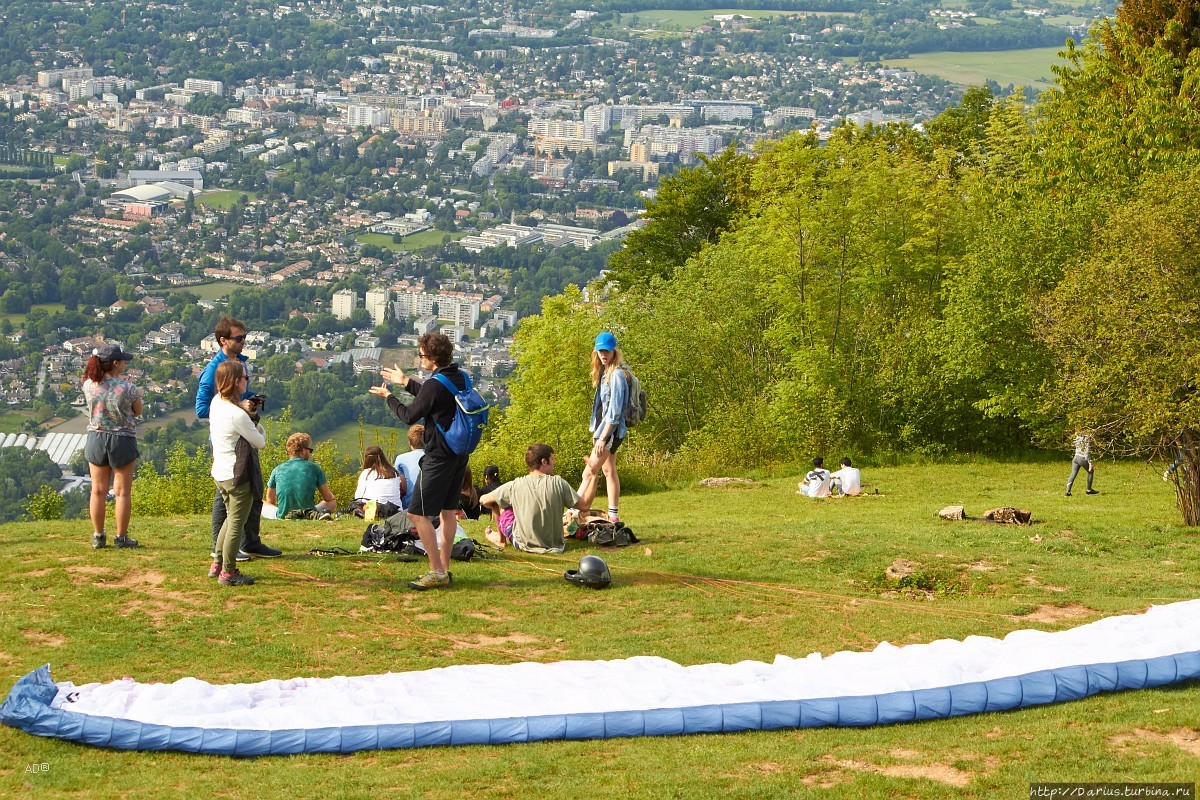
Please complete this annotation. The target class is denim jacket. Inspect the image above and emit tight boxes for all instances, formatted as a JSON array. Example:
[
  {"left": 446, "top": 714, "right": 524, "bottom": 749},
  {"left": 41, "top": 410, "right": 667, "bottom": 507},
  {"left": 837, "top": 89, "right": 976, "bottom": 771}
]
[{"left": 590, "top": 366, "right": 628, "bottom": 440}]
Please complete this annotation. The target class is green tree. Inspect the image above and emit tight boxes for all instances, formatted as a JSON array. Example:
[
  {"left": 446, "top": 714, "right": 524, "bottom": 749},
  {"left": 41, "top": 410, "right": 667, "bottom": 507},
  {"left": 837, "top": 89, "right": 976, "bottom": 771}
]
[
  {"left": 24, "top": 484, "right": 64, "bottom": 521},
  {"left": 1038, "top": 167, "right": 1200, "bottom": 524},
  {"left": 607, "top": 146, "right": 751, "bottom": 289}
]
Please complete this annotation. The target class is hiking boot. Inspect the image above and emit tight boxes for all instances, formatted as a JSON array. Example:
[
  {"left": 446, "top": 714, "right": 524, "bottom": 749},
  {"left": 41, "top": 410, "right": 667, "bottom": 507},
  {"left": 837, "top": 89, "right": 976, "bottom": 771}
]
[
  {"left": 208, "top": 561, "right": 222, "bottom": 579},
  {"left": 242, "top": 543, "right": 282, "bottom": 558},
  {"left": 1086, "top": 489, "right": 1100, "bottom": 495},
  {"left": 113, "top": 534, "right": 139, "bottom": 548},
  {"left": 92, "top": 532, "right": 106, "bottom": 549},
  {"left": 407, "top": 571, "right": 450, "bottom": 591},
  {"left": 218, "top": 569, "right": 255, "bottom": 586}
]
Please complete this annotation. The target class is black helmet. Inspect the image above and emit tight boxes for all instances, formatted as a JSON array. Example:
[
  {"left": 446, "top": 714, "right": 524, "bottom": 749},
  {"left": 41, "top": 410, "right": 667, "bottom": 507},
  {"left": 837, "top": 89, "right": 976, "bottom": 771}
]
[{"left": 564, "top": 555, "right": 611, "bottom": 589}]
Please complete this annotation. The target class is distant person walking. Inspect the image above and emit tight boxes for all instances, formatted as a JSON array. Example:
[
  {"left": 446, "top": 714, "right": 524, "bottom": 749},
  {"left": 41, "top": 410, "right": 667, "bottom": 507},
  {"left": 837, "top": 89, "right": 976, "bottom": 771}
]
[
  {"left": 1065, "top": 432, "right": 1100, "bottom": 497},
  {"left": 195, "top": 316, "right": 279, "bottom": 559},
  {"left": 578, "top": 332, "right": 628, "bottom": 523},
  {"left": 208, "top": 360, "right": 265, "bottom": 586},
  {"left": 82, "top": 343, "right": 142, "bottom": 550}
]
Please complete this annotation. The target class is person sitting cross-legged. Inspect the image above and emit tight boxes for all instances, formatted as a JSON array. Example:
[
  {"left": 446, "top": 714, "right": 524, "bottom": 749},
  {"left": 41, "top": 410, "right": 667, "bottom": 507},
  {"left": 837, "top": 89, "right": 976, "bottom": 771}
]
[
  {"left": 266, "top": 433, "right": 337, "bottom": 520},
  {"left": 480, "top": 443, "right": 593, "bottom": 554}
]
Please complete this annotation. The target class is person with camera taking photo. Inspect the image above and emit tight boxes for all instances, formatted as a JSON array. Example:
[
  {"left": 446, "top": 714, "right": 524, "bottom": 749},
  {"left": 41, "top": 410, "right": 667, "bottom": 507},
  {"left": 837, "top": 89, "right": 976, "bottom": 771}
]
[{"left": 196, "top": 316, "right": 282, "bottom": 560}]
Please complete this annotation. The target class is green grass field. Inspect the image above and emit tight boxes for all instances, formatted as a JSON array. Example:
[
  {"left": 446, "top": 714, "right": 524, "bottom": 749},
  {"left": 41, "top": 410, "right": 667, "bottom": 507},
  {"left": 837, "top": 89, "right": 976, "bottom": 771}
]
[
  {"left": 880, "top": 47, "right": 1068, "bottom": 90},
  {"left": 0, "top": 301, "right": 67, "bottom": 326},
  {"left": 357, "top": 230, "right": 467, "bottom": 253},
  {"left": 2, "top": 460, "right": 1197, "bottom": 795},
  {"left": 181, "top": 281, "right": 243, "bottom": 302},
  {"left": 198, "top": 189, "right": 258, "bottom": 210}
]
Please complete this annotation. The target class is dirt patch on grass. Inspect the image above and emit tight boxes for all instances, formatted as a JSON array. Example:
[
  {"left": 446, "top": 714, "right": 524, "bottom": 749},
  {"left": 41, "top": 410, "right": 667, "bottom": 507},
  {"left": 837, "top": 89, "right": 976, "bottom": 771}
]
[
  {"left": 109, "top": 569, "right": 167, "bottom": 589},
  {"left": 1109, "top": 728, "right": 1200, "bottom": 758},
  {"left": 464, "top": 609, "right": 517, "bottom": 621},
  {"left": 23, "top": 568, "right": 56, "bottom": 578},
  {"left": 460, "top": 632, "right": 541, "bottom": 648},
  {"left": 21, "top": 629, "right": 67, "bottom": 647},
  {"left": 65, "top": 565, "right": 120, "bottom": 583},
  {"left": 415, "top": 612, "right": 442, "bottom": 621},
  {"left": 824, "top": 756, "right": 974, "bottom": 787},
  {"left": 1017, "top": 602, "right": 1093, "bottom": 623}
]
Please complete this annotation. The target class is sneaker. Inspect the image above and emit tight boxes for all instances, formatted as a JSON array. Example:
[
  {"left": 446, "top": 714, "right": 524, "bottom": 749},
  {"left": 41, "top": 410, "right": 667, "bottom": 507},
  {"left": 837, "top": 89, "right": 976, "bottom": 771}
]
[
  {"left": 209, "top": 550, "right": 252, "bottom": 562},
  {"left": 317, "top": 510, "right": 333, "bottom": 521},
  {"left": 92, "top": 532, "right": 106, "bottom": 549},
  {"left": 113, "top": 534, "right": 139, "bottom": 548},
  {"left": 1064, "top": 492, "right": 1071, "bottom": 497},
  {"left": 218, "top": 569, "right": 255, "bottom": 586},
  {"left": 407, "top": 571, "right": 450, "bottom": 591},
  {"left": 208, "top": 561, "right": 222, "bottom": 579},
  {"left": 242, "top": 543, "right": 282, "bottom": 558},
  {"left": 1086, "top": 489, "right": 1100, "bottom": 495},
  {"left": 1164, "top": 470, "right": 1172, "bottom": 482}
]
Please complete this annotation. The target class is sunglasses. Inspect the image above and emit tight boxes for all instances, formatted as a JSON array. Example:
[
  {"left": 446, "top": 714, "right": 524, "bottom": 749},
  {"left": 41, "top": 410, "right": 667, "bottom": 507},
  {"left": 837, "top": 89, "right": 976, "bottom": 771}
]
[
  {"left": 225, "top": 334, "right": 247, "bottom": 343},
  {"left": 418, "top": 352, "right": 428, "bottom": 359}
]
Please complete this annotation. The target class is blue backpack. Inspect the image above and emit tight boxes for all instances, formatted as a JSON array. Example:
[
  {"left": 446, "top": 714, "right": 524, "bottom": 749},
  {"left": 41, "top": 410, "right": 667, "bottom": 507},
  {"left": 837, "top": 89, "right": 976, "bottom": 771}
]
[{"left": 431, "top": 372, "right": 490, "bottom": 455}]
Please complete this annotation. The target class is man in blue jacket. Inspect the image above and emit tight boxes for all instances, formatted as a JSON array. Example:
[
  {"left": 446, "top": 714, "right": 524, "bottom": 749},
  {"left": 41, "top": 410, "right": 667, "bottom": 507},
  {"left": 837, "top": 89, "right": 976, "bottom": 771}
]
[{"left": 196, "top": 316, "right": 281, "bottom": 559}]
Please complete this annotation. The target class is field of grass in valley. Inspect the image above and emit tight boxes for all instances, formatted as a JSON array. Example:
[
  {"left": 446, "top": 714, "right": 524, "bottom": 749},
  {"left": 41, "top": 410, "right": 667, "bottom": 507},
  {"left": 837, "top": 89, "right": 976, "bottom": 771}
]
[
  {"left": 2, "top": 460, "right": 1197, "bottom": 797},
  {"left": 881, "top": 46, "right": 1068, "bottom": 90}
]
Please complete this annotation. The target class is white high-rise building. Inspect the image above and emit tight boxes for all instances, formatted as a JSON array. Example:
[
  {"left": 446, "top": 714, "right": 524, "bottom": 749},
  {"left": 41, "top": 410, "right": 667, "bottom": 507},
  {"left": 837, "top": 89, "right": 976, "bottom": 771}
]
[
  {"left": 184, "top": 78, "right": 224, "bottom": 96},
  {"left": 365, "top": 288, "right": 391, "bottom": 326},
  {"left": 332, "top": 289, "right": 358, "bottom": 320},
  {"left": 346, "top": 104, "right": 386, "bottom": 129}
]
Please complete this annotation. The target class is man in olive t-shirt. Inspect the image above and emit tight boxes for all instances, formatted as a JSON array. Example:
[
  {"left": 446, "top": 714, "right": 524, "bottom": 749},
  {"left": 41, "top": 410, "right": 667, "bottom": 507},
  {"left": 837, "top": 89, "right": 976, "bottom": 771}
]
[{"left": 480, "top": 443, "right": 590, "bottom": 554}]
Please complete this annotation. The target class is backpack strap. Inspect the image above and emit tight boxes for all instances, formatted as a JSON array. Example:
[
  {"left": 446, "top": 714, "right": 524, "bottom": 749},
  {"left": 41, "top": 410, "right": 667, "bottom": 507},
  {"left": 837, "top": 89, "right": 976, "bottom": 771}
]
[{"left": 431, "top": 370, "right": 471, "bottom": 394}]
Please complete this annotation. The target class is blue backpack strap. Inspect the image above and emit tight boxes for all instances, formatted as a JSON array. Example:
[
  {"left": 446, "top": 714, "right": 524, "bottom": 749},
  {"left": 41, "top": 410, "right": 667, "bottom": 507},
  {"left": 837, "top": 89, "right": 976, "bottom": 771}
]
[
  {"left": 431, "top": 371, "right": 471, "bottom": 394},
  {"left": 429, "top": 369, "right": 470, "bottom": 393}
]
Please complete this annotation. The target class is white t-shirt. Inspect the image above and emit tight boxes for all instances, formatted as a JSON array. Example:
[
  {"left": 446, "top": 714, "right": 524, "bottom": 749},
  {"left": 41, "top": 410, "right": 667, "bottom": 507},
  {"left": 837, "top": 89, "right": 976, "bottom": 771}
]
[
  {"left": 830, "top": 466, "right": 862, "bottom": 496},
  {"left": 800, "top": 468, "right": 831, "bottom": 498},
  {"left": 354, "top": 469, "right": 404, "bottom": 506}
]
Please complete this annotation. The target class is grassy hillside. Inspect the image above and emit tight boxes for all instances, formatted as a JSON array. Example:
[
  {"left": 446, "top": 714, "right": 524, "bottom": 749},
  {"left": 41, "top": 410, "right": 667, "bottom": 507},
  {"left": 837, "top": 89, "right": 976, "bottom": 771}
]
[
  {"left": 2, "top": 460, "right": 1197, "bottom": 797},
  {"left": 880, "top": 46, "right": 1067, "bottom": 90}
]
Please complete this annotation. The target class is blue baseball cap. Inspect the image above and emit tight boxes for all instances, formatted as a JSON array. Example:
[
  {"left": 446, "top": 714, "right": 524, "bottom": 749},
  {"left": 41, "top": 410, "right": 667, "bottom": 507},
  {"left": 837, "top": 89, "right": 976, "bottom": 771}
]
[{"left": 594, "top": 332, "right": 617, "bottom": 352}]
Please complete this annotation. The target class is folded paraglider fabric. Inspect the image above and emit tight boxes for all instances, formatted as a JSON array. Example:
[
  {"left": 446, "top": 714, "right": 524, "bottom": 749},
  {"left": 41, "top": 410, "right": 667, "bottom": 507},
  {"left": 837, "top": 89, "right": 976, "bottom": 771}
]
[{"left": 4, "top": 600, "right": 1199, "bottom": 756}]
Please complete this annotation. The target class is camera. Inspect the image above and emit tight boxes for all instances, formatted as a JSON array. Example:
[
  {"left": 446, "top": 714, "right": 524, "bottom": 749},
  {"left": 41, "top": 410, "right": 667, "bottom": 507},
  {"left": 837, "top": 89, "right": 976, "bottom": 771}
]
[{"left": 249, "top": 394, "right": 266, "bottom": 410}]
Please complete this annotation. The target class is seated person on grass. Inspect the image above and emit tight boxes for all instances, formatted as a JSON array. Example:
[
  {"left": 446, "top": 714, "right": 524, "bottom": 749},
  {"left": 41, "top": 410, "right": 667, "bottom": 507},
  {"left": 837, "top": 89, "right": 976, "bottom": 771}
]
[
  {"left": 480, "top": 443, "right": 592, "bottom": 554},
  {"left": 798, "top": 457, "right": 832, "bottom": 498},
  {"left": 266, "top": 432, "right": 337, "bottom": 520},
  {"left": 830, "top": 457, "right": 862, "bottom": 497}
]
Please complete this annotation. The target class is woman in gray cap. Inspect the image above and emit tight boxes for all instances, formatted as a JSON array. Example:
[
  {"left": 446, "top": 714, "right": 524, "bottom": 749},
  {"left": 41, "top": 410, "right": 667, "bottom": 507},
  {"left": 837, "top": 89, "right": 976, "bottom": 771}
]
[{"left": 81, "top": 343, "right": 143, "bottom": 549}]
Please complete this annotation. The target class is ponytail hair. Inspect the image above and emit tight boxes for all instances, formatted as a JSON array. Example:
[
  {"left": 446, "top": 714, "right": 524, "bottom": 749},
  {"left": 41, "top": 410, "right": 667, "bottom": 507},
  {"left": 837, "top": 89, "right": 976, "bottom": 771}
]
[{"left": 83, "top": 356, "right": 115, "bottom": 383}]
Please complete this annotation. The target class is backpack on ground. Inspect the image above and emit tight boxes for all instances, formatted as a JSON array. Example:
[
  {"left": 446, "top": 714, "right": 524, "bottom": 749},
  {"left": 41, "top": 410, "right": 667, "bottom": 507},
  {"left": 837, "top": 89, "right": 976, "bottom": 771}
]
[
  {"left": 431, "top": 371, "right": 490, "bottom": 455},
  {"left": 619, "top": 366, "right": 647, "bottom": 427}
]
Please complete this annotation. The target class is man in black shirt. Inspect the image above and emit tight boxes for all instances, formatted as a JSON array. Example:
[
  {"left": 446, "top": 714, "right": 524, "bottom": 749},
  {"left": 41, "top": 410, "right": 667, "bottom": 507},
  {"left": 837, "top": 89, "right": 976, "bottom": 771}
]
[{"left": 370, "top": 332, "right": 468, "bottom": 590}]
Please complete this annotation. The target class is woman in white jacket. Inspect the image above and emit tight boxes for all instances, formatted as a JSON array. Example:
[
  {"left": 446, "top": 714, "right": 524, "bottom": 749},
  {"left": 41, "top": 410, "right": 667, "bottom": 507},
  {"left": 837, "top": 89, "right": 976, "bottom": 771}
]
[
  {"left": 354, "top": 445, "right": 405, "bottom": 517},
  {"left": 208, "top": 360, "right": 266, "bottom": 586}
]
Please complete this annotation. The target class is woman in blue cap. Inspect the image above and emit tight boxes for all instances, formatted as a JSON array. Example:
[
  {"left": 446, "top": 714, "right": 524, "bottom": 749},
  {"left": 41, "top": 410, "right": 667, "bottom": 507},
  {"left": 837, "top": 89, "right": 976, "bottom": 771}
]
[{"left": 579, "top": 331, "right": 628, "bottom": 522}]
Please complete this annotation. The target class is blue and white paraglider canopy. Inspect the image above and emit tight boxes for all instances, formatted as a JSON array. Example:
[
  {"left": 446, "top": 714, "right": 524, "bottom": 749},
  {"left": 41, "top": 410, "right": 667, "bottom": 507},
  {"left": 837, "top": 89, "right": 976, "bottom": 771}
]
[{"left": 4, "top": 600, "right": 1200, "bottom": 756}]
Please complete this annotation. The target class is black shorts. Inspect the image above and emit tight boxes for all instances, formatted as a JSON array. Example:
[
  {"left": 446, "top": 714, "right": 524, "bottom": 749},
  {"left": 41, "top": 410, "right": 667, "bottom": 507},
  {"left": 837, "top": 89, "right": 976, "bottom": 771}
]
[
  {"left": 407, "top": 452, "right": 469, "bottom": 517},
  {"left": 85, "top": 431, "right": 140, "bottom": 469},
  {"left": 596, "top": 432, "right": 624, "bottom": 455}
]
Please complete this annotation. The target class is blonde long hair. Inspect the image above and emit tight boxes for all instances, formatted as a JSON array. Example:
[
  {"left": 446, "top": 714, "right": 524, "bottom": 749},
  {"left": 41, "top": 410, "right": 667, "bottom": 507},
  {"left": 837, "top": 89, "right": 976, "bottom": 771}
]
[{"left": 590, "top": 347, "right": 624, "bottom": 388}]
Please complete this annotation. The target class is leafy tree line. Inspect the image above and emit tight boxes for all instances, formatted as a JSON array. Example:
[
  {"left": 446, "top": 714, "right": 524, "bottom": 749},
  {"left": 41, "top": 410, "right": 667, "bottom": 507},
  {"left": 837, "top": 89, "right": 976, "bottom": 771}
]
[{"left": 482, "top": 0, "right": 1200, "bottom": 526}]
